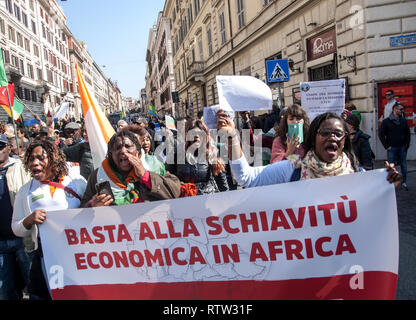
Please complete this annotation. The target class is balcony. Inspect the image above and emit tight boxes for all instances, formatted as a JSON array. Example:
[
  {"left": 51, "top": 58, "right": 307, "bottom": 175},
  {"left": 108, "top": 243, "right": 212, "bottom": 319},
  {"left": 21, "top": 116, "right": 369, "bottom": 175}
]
[
  {"left": 187, "top": 61, "right": 205, "bottom": 83},
  {"left": 5, "top": 65, "right": 23, "bottom": 84}
]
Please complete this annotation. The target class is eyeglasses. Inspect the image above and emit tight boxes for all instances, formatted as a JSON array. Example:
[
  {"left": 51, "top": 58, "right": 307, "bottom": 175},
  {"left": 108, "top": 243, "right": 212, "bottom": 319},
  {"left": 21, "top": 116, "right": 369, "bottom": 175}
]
[
  {"left": 0, "top": 144, "right": 8, "bottom": 150},
  {"left": 385, "top": 93, "right": 393, "bottom": 96},
  {"left": 317, "top": 129, "right": 346, "bottom": 140}
]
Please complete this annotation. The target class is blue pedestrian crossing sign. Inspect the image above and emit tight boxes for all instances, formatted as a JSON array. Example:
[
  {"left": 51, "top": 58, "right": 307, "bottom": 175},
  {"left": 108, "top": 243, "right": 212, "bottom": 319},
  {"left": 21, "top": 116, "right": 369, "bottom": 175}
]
[{"left": 266, "top": 59, "right": 290, "bottom": 83}]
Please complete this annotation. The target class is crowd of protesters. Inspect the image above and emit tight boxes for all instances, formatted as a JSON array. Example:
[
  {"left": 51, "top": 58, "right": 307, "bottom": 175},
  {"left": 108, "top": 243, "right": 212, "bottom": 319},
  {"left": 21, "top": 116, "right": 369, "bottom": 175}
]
[{"left": 0, "top": 97, "right": 409, "bottom": 300}]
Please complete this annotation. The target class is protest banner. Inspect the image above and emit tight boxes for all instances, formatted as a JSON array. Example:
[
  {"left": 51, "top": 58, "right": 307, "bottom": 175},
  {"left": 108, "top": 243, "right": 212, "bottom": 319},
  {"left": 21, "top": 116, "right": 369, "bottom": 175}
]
[
  {"left": 40, "top": 170, "right": 398, "bottom": 300},
  {"left": 300, "top": 79, "right": 346, "bottom": 121},
  {"left": 217, "top": 76, "right": 273, "bottom": 112}
]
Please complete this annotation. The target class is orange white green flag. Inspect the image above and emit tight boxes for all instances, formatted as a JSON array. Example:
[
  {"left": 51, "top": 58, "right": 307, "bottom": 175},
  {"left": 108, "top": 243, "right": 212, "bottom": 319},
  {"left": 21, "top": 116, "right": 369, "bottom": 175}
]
[{"left": 76, "top": 64, "right": 115, "bottom": 169}]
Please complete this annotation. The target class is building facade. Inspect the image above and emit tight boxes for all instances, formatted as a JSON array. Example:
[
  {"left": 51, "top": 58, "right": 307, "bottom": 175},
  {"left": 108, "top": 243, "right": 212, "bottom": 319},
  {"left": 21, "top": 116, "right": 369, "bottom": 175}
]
[
  {"left": 36, "top": 0, "right": 72, "bottom": 115},
  {"left": 145, "top": 25, "right": 157, "bottom": 116},
  {"left": 67, "top": 32, "right": 83, "bottom": 120},
  {"left": 161, "top": 0, "right": 416, "bottom": 159},
  {"left": 1, "top": 0, "right": 122, "bottom": 123},
  {"left": 1, "top": 0, "right": 48, "bottom": 122}
]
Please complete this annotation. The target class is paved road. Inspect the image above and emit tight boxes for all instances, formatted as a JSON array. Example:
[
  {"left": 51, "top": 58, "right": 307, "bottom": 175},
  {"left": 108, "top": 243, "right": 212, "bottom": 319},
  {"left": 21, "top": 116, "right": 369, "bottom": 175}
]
[
  {"left": 395, "top": 169, "right": 416, "bottom": 300},
  {"left": 374, "top": 161, "right": 416, "bottom": 299}
]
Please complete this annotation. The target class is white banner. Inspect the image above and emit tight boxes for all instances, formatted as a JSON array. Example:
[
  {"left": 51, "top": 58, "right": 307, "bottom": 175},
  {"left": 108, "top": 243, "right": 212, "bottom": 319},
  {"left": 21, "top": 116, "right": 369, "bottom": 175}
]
[
  {"left": 40, "top": 170, "right": 398, "bottom": 300},
  {"left": 300, "top": 79, "right": 346, "bottom": 121},
  {"left": 217, "top": 76, "right": 273, "bottom": 112}
]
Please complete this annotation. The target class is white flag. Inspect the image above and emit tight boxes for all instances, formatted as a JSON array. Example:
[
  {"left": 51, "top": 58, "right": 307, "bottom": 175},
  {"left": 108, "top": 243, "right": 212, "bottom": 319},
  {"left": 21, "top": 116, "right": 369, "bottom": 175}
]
[
  {"left": 53, "top": 102, "right": 70, "bottom": 120},
  {"left": 216, "top": 75, "right": 273, "bottom": 112}
]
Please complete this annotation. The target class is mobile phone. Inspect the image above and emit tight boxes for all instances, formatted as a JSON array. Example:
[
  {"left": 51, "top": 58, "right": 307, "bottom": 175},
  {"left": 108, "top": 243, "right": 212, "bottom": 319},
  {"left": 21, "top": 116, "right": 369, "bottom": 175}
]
[
  {"left": 95, "top": 181, "right": 115, "bottom": 200},
  {"left": 287, "top": 123, "right": 304, "bottom": 144}
]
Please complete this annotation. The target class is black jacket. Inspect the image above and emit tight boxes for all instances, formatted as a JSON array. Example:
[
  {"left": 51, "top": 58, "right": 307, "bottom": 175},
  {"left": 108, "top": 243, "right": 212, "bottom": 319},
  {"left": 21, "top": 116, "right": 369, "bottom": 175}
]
[
  {"left": 167, "top": 161, "right": 229, "bottom": 195},
  {"left": 63, "top": 142, "right": 94, "bottom": 180},
  {"left": 351, "top": 130, "right": 374, "bottom": 170},
  {"left": 263, "top": 112, "right": 280, "bottom": 133},
  {"left": 379, "top": 116, "right": 410, "bottom": 150}
]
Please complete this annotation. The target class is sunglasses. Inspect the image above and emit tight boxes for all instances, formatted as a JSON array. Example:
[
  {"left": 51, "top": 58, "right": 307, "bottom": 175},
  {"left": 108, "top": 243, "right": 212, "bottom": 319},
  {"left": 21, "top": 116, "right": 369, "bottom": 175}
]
[
  {"left": 0, "top": 143, "right": 8, "bottom": 150},
  {"left": 317, "top": 129, "right": 346, "bottom": 140},
  {"left": 385, "top": 93, "right": 393, "bottom": 96}
]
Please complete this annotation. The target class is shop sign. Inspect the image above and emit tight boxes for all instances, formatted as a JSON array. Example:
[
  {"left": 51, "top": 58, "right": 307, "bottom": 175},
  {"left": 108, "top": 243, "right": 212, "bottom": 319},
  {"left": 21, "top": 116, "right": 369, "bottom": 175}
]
[{"left": 307, "top": 28, "right": 337, "bottom": 61}]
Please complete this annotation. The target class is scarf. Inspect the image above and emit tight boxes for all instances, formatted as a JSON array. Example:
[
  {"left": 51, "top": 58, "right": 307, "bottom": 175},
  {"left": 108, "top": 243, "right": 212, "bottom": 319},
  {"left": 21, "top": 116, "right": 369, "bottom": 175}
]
[
  {"left": 288, "top": 151, "right": 354, "bottom": 180},
  {"left": 101, "top": 158, "right": 141, "bottom": 205},
  {"left": 389, "top": 113, "right": 401, "bottom": 125}
]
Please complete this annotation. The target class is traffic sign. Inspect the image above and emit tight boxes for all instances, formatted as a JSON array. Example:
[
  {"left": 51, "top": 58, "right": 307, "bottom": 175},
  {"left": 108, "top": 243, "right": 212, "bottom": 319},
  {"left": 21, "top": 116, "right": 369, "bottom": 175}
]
[{"left": 266, "top": 59, "right": 290, "bottom": 83}]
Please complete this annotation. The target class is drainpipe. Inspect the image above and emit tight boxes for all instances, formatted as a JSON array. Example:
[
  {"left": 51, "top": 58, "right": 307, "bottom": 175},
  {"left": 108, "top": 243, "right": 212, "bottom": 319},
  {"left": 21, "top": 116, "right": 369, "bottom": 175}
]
[{"left": 227, "top": 0, "right": 236, "bottom": 75}]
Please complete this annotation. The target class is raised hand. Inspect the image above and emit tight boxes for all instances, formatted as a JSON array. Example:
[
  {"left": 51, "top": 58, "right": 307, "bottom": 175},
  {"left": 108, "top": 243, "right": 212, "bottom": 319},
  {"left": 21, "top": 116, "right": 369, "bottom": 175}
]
[{"left": 385, "top": 161, "right": 402, "bottom": 188}]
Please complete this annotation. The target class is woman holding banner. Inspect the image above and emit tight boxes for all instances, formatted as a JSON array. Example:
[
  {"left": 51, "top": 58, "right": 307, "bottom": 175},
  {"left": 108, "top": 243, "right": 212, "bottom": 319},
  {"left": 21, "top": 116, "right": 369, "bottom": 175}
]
[
  {"left": 11, "top": 139, "right": 87, "bottom": 299},
  {"left": 217, "top": 110, "right": 402, "bottom": 187},
  {"left": 80, "top": 130, "right": 181, "bottom": 208}
]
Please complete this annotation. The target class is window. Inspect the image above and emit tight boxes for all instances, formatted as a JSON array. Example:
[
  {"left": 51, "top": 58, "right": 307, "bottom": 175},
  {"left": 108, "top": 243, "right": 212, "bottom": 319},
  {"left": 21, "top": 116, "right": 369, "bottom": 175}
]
[
  {"left": 237, "top": 0, "right": 245, "bottom": 29},
  {"left": 19, "top": 59, "right": 25, "bottom": 75},
  {"left": 6, "top": 0, "right": 13, "bottom": 14},
  {"left": 24, "top": 38, "right": 30, "bottom": 52},
  {"left": 182, "top": 62, "right": 186, "bottom": 82},
  {"left": 14, "top": 4, "right": 21, "bottom": 21},
  {"left": 207, "top": 26, "right": 213, "bottom": 57},
  {"left": 31, "top": 90, "right": 37, "bottom": 103},
  {"left": 263, "top": 0, "right": 271, "bottom": 6},
  {"left": 24, "top": 88, "right": 31, "bottom": 100},
  {"left": 194, "top": 0, "right": 200, "bottom": 16},
  {"left": 37, "top": 68, "right": 43, "bottom": 81},
  {"left": 219, "top": 11, "right": 226, "bottom": 45},
  {"left": 198, "top": 36, "right": 203, "bottom": 61},
  {"left": 0, "top": 17, "right": 5, "bottom": 35},
  {"left": 17, "top": 32, "right": 23, "bottom": 47},
  {"left": 11, "top": 55, "right": 19, "bottom": 68},
  {"left": 188, "top": 7, "right": 193, "bottom": 29},
  {"left": 47, "top": 69, "right": 53, "bottom": 83},
  {"left": 8, "top": 26, "right": 16, "bottom": 42},
  {"left": 32, "top": 20, "right": 37, "bottom": 34},
  {"left": 27, "top": 64, "right": 34, "bottom": 79},
  {"left": 29, "top": 0, "right": 34, "bottom": 11},
  {"left": 16, "top": 86, "right": 23, "bottom": 99},
  {"left": 1, "top": 49, "right": 10, "bottom": 64},
  {"left": 22, "top": 12, "right": 28, "bottom": 27},
  {"left": 33, "top": 44, "right": 39, "bottom": 57}
]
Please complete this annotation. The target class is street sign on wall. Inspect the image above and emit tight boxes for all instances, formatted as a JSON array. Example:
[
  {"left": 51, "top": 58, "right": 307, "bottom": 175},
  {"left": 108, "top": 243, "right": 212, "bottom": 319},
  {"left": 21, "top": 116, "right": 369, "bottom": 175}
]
[
  {"left": 390, "top": 34, "right": 416, "bottom": 47},
  {"left": 266, "top": 59, "right": 290, "bottom": 83}
]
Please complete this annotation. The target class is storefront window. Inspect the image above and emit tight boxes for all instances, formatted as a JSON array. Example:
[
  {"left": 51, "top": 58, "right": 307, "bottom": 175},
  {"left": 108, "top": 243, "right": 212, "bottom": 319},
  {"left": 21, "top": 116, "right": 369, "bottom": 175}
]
[{"left": 309, "top": 62, "right": 337, "bottom": 81}]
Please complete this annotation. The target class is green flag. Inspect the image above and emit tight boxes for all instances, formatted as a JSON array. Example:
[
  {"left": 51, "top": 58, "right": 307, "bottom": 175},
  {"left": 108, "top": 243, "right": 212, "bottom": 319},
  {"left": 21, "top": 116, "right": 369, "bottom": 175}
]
[
  {"left": 0, "top": 51, "right": 8, "bottom": 87},
  {"left": 1, "top": 97, "right": 24, "bottom": 121}
]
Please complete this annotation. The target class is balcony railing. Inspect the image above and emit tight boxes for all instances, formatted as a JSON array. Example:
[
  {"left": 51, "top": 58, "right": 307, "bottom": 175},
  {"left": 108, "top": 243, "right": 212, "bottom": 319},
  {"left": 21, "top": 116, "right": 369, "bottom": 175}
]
[{"left": 187, "top": 61, "right": 205, "bottom": 83}]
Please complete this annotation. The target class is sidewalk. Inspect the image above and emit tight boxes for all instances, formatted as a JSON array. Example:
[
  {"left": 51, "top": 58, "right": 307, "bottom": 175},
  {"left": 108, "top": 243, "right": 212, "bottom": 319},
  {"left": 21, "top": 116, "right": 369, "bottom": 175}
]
[{"left": 374, "top": 160, "right": 416, "bottom": 173}]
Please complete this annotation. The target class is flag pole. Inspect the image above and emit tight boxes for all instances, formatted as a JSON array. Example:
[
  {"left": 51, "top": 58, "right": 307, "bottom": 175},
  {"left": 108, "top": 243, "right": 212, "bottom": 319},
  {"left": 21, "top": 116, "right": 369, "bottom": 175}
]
[
  {"left": 5, "top": 84, "right": 20, "bottom": 157},
  {"left": 16, "top": 96, "right": 36, "bottom": 117}
]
